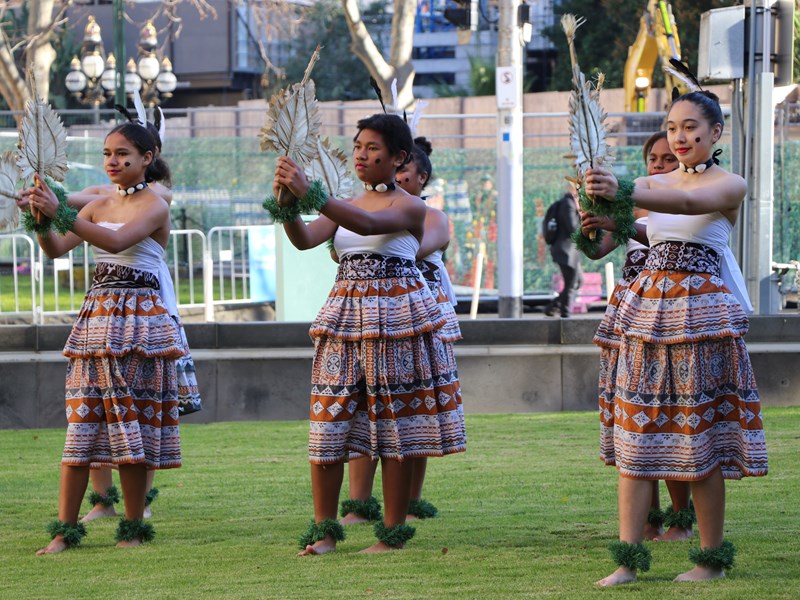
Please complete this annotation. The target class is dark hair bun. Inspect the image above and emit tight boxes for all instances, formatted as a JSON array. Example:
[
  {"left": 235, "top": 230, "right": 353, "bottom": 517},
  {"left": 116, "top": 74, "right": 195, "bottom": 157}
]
[
  {"left": 413, "top": 136, "right": 433, "bottom": 157},
  {"left": 699, "top": 90, "right": 720, "bottom": 104}
]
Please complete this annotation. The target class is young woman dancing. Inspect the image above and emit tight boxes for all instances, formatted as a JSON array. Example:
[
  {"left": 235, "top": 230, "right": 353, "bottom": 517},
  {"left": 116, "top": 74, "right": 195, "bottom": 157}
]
[
  {"left": 66, "top": 118, "right": 200, "bottom": 523},
  {"left": 340, "top": 136, "right": 463, "bottom": 525},
  {"left": 582, "top": 131, "right": 693, "bottom": 542},
  {"left": 585, "top": 91, "right": 767, "bottom": 585},
  {"left": 269, "top": 114, "right": 466, "bottom": 555},
  {"left": 25, "top": 121, "right": 183, "bottom": 554}
]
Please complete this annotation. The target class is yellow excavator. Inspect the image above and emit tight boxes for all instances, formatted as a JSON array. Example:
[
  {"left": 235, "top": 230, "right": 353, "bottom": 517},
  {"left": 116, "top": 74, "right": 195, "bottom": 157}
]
[{"left": 624, "top": 0, "right": 686, "bottom": 112}]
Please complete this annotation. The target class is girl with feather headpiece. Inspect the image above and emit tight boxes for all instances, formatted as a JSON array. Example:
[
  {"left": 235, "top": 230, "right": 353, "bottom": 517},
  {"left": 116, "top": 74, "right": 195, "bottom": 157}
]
[
  {"left": 50, "top": 104, "right": 201, "bottom": 524},
  {"left": 585, "top": 90, "right": 767, "bottom": 585},
  {"left": 25, "top": 121, "right": 183, "bottom": 554},
  {"left": 340, "top": 136, "right": 462, "bottom": 526},
  {"left": 581, "top": 131, "right": 694, "bottom": 544},
  {"left": 269, "top": 114, "right": 466, "bottom": 555}
]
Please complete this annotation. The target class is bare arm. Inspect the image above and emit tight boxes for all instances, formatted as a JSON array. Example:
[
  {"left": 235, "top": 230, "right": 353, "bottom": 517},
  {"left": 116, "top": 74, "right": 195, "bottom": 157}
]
[
  {"left": 281, "top": 213, "right": 339, "bottom": 250},
  {"left": 585, "top": 168, "right": 746, "bottom": 215},
  {"left": 28, "top": 175, "right": 170, "bottom": 256},
  {"left": 416, "top": 208, "right": 450, "bottom": 259},
  {"left": 579, "top": 213, "right": 619, "bottom": 259},
  {"left": 273, "top": 156, "right": 426, "bottom": 241}
]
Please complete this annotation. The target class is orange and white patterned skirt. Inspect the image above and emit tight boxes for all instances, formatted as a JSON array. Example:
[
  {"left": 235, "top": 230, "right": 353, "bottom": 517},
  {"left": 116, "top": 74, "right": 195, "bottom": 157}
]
[
  {"left": 61, "top": 263, "right": 184, "bottom": 470},
  {"left": 608, "top": 242, "right": 768, "bottom": 480},
  {"left": 596, "top": 249, "right": 648, "bottom": 464},
  {"left": 308, "top": 253, "right": 467, "bottom": 464}
]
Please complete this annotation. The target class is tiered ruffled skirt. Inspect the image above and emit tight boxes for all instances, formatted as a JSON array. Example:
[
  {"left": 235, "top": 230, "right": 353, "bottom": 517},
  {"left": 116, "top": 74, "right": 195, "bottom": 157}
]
[
  {"left": 308, "top": 253, "right": 467, "bottom": 464},
  {"left": 61, "top": 263, "right": 184, "bottom": 470},
  {"left": 595, "top": 249, "right": 648, "bottom": 464},
  {"left": 605, "top": 242, "right": 768, "bottom": 480}
]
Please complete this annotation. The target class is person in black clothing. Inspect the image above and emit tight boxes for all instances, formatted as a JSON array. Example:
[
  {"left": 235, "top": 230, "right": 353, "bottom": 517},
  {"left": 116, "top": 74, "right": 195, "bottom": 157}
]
[{"left": 544, "top": 188, "right": 583, "bottom": 317}]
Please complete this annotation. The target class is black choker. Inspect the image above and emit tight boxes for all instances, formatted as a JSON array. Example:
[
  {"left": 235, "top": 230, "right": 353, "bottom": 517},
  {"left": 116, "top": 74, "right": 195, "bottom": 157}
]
[
  {"left": 117, "top": 181, "right": 147, "bottom": 196},
  {"left": 364, "top": 181, "right": 395, "bottom": 193},
  {"left": 679, "top": 149, "right": 723, "bottom": 174}
]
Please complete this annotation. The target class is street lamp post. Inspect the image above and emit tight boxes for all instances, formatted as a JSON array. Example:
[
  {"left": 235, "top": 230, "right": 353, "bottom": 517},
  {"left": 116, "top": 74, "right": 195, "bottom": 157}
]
[{"left": 64, "top": 16, "right": 178, "bottom": 119}]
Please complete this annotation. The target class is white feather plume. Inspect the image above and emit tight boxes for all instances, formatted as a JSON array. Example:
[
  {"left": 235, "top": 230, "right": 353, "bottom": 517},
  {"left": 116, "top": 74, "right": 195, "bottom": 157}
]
[
  {"left": 561, "top": 14, "right": 613, "bottom": 184},
  {"left": 304, "top": 137, "right": 353, "bottom": 201},
  {"left": 157, "top": 107, "right": 166, "bottom": 141},
  {"left": 259, "top": 46, "right": 322, "bottom": 167},
  {"left": 0, "top": 151, "right": 20, "bottom": 231},
  {"left": 409, "top": 99, "right": 429, "bottom": 137},
  {"left": 390, "top": 78, "right": 398, "bottom": 111},
  {"left": 132, "top": 88, "right": 147, "bottom": 126},
  {"left": 16, "top": 79, "right": 69, "bottom": 184}
]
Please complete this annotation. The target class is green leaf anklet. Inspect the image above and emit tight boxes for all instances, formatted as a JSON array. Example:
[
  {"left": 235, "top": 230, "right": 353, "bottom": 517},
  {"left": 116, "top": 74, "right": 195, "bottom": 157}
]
[
  {"left": 374, "top": 522, "right": 416, "bottom": 548},
  {"left": 46, "top": 520, "right": 87, "bottom": 547},
  {"left": 88, "top": 485, "right": 120, "bottom": 508},
  {"left": 609, "top": 540, "right": 652, "bottom": 572},
  {"left": 299, "top": 518, "right": 346, "bottom": 549},
  {"left": 408, "top": 499, "right": 438, "bottom": 519},
  {"left": 340, "top": 496, "right": 382, "bottom": 521},
  {"left": 688, "top": 540, "right": 736, "bottom": 570},
  {"left": 115, "top": 518, "right": 155, "bottom": 543}
]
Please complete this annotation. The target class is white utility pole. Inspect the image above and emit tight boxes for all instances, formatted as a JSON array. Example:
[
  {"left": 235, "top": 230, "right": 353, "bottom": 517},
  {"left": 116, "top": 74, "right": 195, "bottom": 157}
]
[{"left": 495, "top": 0, "right": 525, "bottom": 318}]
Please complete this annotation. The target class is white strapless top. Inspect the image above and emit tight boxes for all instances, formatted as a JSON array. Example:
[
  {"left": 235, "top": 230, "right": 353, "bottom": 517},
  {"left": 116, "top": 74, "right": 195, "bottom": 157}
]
[
  {"left": 92, "top": 222, "right": 178, "bottom": 317},
  {"left": 334, "top": 227, "right": 420, "bottom": 261},
  {"left": 647, "top": 212, "right": 752, "bottom": 313}
]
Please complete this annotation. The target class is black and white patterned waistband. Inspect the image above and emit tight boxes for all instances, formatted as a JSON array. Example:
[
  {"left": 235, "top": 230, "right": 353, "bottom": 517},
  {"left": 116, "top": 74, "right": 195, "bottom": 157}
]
[
  {"left": 336, "top": 253, "right": 419, "bottom": 281},
  {"left": 621, "top": 248, "right": 649, "bottom": 281},
  {"left": 416, "top": 260, "right": 442, "bottom": 285},
  {"left": 91, "top": 262, "right": 160, "bottom": 289},
  {"left": 645, "top": 241, "right": 720, "bottom": 276}
]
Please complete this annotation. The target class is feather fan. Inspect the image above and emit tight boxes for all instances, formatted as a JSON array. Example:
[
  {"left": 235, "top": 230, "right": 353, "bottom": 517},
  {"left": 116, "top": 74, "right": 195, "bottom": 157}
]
[
  {"left": 304, "top": 137, "right": 353, "bottom": 201},
  {"left": 17, "top": 89, "right": 69, "bottom": 183},
  {"left": 0, "top": 151, "right": 20, "bottom": 231},
  {"left": 16, "top": 70, "right": 69, "bottom": 223},
  {"left": 259, "top": 46, "right": 322, "bottom": 167},
  {"left": 561, "top": 14, "right": 612, "bottom": 184}
]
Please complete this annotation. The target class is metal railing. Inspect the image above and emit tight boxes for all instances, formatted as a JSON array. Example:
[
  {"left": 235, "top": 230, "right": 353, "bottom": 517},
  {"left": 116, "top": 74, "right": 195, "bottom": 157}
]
[{"left": 0, "top": 228, "right": 234, "bottom": 324}]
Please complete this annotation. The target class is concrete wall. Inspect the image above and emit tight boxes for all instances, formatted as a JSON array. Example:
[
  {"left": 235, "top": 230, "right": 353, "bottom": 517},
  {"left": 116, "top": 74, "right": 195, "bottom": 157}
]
[{"left": 0, "top": 316, "right": 798, "bottom": 430}]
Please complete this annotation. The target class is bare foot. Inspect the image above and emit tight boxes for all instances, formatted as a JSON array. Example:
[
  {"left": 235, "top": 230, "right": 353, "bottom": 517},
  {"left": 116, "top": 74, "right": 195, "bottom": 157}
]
[
  {"left": 655, "top": 527, "right": 693, "bottom": 542},
  {"left": 359, "top": 541, "right": 404, "bottom": 554},
  {"left": 80, "top": 504, "right": 117, "bottom": 523},
  {"left": 36, "top": 536, "right": 69, "bottom": 555},
  {"left": 405, "top": 514, "right": 418, "bottom": 522},
  {"left": 642, "top": 523, "right": 664, "bottom": 541},
  {"left": 116, "top": 538, "right": 144, "bottom": 549},
  {"left": 297, "top": 534, "right": 337, "bottom": 556},
  {"left": 595, "top": 566, "right": 637, "bottom": 587},
  {"left": 674, "top": 566, "right": 725, "bottom": 582},
  {"left": 339, "top": 513, "right": 369, "bottom": 525},
  {"left": 143, "top": 506, "right": 152, "bottom": 519}
]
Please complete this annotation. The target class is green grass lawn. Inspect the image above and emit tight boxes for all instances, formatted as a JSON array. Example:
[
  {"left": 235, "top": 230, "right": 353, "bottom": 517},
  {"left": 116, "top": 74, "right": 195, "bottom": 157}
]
[{"left": 1, "top": 409, "right": 798, "bottom": 599}]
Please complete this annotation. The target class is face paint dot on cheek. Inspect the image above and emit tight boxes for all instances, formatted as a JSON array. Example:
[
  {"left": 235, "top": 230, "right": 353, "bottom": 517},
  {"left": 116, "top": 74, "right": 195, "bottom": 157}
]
[
  {"left": 374, "top": 158, "right": 381, "bottom": 164},
  {"left": 124, "top": 162, "right": 131, "bottom": 167},
  {"left": 695, "top": 138, "right": 701, "bottom": 143}
]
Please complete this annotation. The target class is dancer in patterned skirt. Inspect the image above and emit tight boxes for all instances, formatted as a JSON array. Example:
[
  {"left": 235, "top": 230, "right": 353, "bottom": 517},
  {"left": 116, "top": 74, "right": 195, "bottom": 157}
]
[
  {"left": 340, "top": 136, "right": 463, "bottom": 525},
  {"left": 582, "top": 131, "right": 694, "bottom": 542},
  {"left": 61, "top": 112, "right": 201, "bottom": 523},
  {"left": 270, "top": 114, "right": 466, "bottom": 555},
  {"left": 26, "top": 121, "right": 183, "bottom": 554},
  {"left": 585, "top": 90, "right": 768, "bottom": 585}
]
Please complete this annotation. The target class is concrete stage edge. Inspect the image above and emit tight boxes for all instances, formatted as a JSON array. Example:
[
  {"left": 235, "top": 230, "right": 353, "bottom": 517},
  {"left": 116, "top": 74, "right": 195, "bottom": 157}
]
[{"left": 1, "top": 316, "right": 798, "bottom": 429}]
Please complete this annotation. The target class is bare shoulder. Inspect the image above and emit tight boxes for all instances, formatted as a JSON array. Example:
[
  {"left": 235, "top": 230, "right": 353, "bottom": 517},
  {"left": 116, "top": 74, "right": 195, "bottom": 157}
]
[{"left": 425, "top": 205, "right": 449, "bottom": 226}]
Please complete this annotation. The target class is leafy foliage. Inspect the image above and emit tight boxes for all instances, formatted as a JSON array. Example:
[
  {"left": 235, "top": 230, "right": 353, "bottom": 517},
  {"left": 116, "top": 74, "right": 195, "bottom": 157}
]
[
  {"left": 276, "top": 0, "right": 377, "bottom": 102},
  {"left": 543, "top": 0, "right": 741, "bottom": 92}
]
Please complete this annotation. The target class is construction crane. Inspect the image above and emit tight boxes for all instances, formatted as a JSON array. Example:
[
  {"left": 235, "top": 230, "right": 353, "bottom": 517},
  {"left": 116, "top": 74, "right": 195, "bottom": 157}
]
[{"left": 623, "top": 0, "right": 685, "bottom": 112}]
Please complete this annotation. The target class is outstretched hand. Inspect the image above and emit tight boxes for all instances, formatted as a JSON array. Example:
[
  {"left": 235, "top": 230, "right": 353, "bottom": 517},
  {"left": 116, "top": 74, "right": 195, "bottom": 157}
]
[
  {"left": 273, "top": 156, "right": 309, "bottom": 205},
  {"left": 585, "top": 167, "right": 619, "bottom": 201}
]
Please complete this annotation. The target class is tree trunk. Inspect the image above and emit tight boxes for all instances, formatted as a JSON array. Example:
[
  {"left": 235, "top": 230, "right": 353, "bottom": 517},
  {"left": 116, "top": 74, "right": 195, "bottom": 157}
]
[
  {"left": 341, "top": 0, "right": 416, "bottom": 110},
  {"left": 27, "top": 0, "right": 58, "bottom": 102}
]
